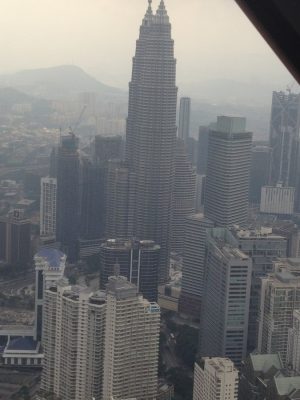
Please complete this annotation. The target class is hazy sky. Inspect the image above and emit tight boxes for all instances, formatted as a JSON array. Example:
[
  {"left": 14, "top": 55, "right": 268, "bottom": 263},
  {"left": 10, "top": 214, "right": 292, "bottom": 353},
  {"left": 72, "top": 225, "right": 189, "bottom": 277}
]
[{"left": 0, "top": 0, "right": 293, "bottom": 88}]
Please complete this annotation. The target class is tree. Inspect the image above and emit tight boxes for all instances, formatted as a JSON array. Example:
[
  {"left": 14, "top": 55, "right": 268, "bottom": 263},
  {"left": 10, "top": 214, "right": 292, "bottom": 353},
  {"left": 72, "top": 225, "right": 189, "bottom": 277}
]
[
  {"left": 175, "top": 325, "right": 199, "bottom": 368},
  {"left": 167, "top": 368, "right": 193, "bottom": 400}
]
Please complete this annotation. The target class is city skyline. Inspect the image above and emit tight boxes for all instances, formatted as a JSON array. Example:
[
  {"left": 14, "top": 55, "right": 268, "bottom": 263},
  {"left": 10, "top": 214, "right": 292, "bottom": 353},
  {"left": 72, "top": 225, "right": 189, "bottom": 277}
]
[{"left": 0, "top": 0, "right": 294, "bottom": 92}]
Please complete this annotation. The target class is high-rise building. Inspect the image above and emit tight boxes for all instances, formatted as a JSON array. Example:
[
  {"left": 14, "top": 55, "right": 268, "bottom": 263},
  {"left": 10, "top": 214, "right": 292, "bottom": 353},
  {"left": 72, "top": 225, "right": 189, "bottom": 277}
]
[
  {"left": 0, "top": 209, "right": 31, "bottom": 266},
  {"left": 179, "top": 213, "right": 214, "bottom": 319},
  {"left": 249, "top": 144, "right": 271, "bottom": 204},
  {"left": 269, "top": 91, "right": 300, "bottom": 189},
  {"left": 193, "top": 357, "right": 239, "bottom": 400},
  {"left": 94, "top": 135, "right": 123, "bottom": 165},
  {"left": 34, "top": 248, "right": 66, "bottom": 341},
  {"left": 200, "top": 228, "right": 252, "bottom": 366},
  {"left": 125, "top": 0, "right": 177, "bottom": 282},
  {"left": 257, "top": 259, "right": 300, "bottom": 366},
  {"left": 56, "top": 132, "right": 80, "bottom": 261},
  {"left": 287, "top": 310, "right": 300, "bottom": 374},
  {"left": 41, "top": 282, "right": 106, "bottom": 400},
  {"left": 197, "top": 126, "right": 209, "bottom": 175},
  {"left": 80, "top": 158, "right": 106, "bottom": 240},
  {"left": 260, "top": 184, "right": 295, "bottom": 215},
  {"left": 105, "top": 160, "right": 135, "bottom": 239},
  {"left": 178, "top": 97, "right": 191, "bottom": 143},
  {"left": 171, "top": 139, "right": 196, "bottom": 254},
  {"left": 195, "top": 174, "right": 206, "bottom": 212},
  {"left": 204, "top": 116, "right": 252, "bottom": 227},
  {"left": 229, "top": 226, "right": 287, "bottom": 352},
  {"left": 103, "top": 275, "right": 160, "bottom": 400},
  {"left": 40, "top": 177, "right": 57, "bottom": 239},
  {"left": 99, "top": 239, "right": 160, "bottom": 302}
]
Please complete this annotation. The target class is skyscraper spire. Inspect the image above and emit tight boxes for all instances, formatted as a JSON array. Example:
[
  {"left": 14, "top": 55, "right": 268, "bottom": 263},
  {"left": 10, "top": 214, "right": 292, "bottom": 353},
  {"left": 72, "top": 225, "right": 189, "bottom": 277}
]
[
  {"left": 155, "top": 0, "right": 169, "bottom": 23},
  {"left": 143, "top": 0, "right": 153, "bottom": 24}
]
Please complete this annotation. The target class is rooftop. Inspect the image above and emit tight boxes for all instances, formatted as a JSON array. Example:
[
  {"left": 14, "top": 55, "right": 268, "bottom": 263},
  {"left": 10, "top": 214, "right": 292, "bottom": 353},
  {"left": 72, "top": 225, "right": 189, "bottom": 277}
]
[
  {"left": 250, "top": 353, "right": 283, "bottom": 375},
  {"left": 274, "top": 376, "right": 300, "bottom": 397},
  {"left": 6, "top": 337, "right": 39, "bottom": 352}
]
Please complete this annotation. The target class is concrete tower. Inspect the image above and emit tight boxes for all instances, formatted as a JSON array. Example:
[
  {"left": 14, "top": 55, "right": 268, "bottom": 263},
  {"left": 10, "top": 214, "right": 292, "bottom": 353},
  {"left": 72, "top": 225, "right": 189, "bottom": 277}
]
[
  {"left": 56, "top": 132, "right": 80, "bottom": 261},
  {"left": 99, "top": 238, "right": 160, "bottom": 302},
  {"left": 103, "top": 275, "right": 160, "bottom": 400},
  {"left": 41, "top": 283, "right": 106, "bottom": 400},
  {"left": 40, "top": 177, "right": 57, "bottom": 239},
  {"left": 204, "top": 116, "right": 252, "bottom": 227},
  {"left": 269, "top": 91, "right": 300, "bottom": 188},
  {"left": 125, "top": 0, "right": 177, "bottom": 282},
  {"left": 257, "top": 260, "right": 300, "bottom": 366},
  {"left": 200, "top": 228, "right": 252, "bottom": 367},
  {"left": 171, "top": 138, "right": 196, "bottom": 254},
  {"left": 179, "top": 213, "right": 214, "bottom": 319},
  {"left": 193, "top": 357, "right": 239, "bottom": 400}
]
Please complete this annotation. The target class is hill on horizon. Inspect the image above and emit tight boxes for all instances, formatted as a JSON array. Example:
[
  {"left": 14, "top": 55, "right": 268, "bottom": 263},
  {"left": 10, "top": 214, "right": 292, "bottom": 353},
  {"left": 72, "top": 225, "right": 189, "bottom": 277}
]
[{"left": 0, "top": 65, "right": 124, "bottom": 100}]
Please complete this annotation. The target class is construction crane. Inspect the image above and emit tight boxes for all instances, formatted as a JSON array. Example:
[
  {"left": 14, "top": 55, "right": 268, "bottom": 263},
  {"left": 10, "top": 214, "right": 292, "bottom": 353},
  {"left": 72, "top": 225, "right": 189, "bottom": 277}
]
[{"left": 69, "top": 104, "right": 87, "bottom": 134}]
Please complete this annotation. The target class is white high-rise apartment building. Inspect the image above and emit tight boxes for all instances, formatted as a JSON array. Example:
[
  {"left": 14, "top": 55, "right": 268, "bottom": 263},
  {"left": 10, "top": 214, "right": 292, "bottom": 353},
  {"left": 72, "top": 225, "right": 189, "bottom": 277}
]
[
  {"left": 103, "top": 275, "right": 160, "bottom": 400},
  {"left": 40, "top": 177, "right": 57, "bottom": 238},
  {"left": 41, "top": 282, "right": 106, "bottom": 400},
  {"left": 287, "top": 309, "right": 300, "bottom": 374},
  {"left": 193, "top": 357, "right": 239, "bottom": 400}
]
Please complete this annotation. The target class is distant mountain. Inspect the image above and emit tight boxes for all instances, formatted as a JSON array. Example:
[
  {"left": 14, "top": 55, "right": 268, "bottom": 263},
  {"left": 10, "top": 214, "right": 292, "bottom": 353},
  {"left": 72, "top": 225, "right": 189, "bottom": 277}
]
[
  {"left": 0, "top": 87, "right": 35, "bottom": 107},
  {"left": 0, "top": 65, "right": 124, "bottom": 100}
]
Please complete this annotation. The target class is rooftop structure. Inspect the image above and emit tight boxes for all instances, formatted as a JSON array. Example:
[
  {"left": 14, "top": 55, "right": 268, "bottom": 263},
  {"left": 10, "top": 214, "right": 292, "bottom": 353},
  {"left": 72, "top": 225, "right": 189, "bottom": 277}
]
[{"left": 193, "top": 357, "right": 239, "bottom": 400}]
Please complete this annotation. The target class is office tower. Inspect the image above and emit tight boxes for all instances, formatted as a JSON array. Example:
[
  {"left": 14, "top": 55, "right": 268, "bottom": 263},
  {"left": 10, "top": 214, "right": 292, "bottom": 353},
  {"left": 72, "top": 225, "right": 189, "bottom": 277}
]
[
  {"left": 99, "top": 239, "right": 160, "bottom": 302},
  {"left": 94, "top": 135, "right": 123, "bottom": 165},
  {"left": 41, "top": 282, "right": 106, "bottom": 400},
  {"left": 269, "top": 91, "right": 300, "bottom": 189},
  {"left": 103, "top": 275, "right": 160, "bottom": 400},
  {"left": 34, "top": 248, "right": 66, "bottom": 341},
  {"left": 249, "top": 144, "right": 271, "bottom": 204},
  {"left": 287, "top": 310, "right": 300, "bottom": 374},
  {"left": 178, "top": 97, "right": 191, "bottom": 143},
  {"left": 80, "top": 158, "right": 106, "bottom": 239},
  {"left": 204, "top": 116, "right": 252, "bottom": 227},
  {"left": 40, "top": 177, "right": 57, "bottom": 239},
  {"left": 49, "top": 145, "right": 59, "bottom": 178},
  {"left": 200, "top": 228, "right": 252, "bottom": 366},
  {"left": 171, "top": 139, "right": 196, "bottom": 254},
  {"left": 257, "top": 261, "right": 300, "bottom": 365},
  {"left": 56, "top": 132, "right": 80, "bottom": 261},
  {"left": 193, "top": 357, "right": 239, "bottom": 400},
  {"left": 105, "top": 160, "right": 134, "bottom": 239},
  {"left": 0, "top": 209, "right": 31, "bottom": 265},
  {"left": 187, "top": 137, "right": 198, "bottom": 166},
  {"left": 239, "top": 354, "right": 284, "bottom": 400},
  {"left": 179, "top": 213, "right": 214, "bottom": 319},
  {"left": 197, "top": 126, "right": 209, "bottom": 175},
  {"left": 260, "top": 184, "right": 295, "bottom": 215},
  {"left": 229, "top": 226, "right": 287, "bottom": 352},
  {"left": 125, "top": 0, "right": 177, "bottom": 283},
  {"left": 195, "top": 175, "right": 206, "bottom": 212}
]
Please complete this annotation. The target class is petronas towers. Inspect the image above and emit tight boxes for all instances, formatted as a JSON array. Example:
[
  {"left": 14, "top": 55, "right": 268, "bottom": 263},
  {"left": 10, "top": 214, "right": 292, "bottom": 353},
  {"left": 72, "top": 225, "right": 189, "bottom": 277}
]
[{"left": 125, "top": 0, "right": 178, "bottom": 282}]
